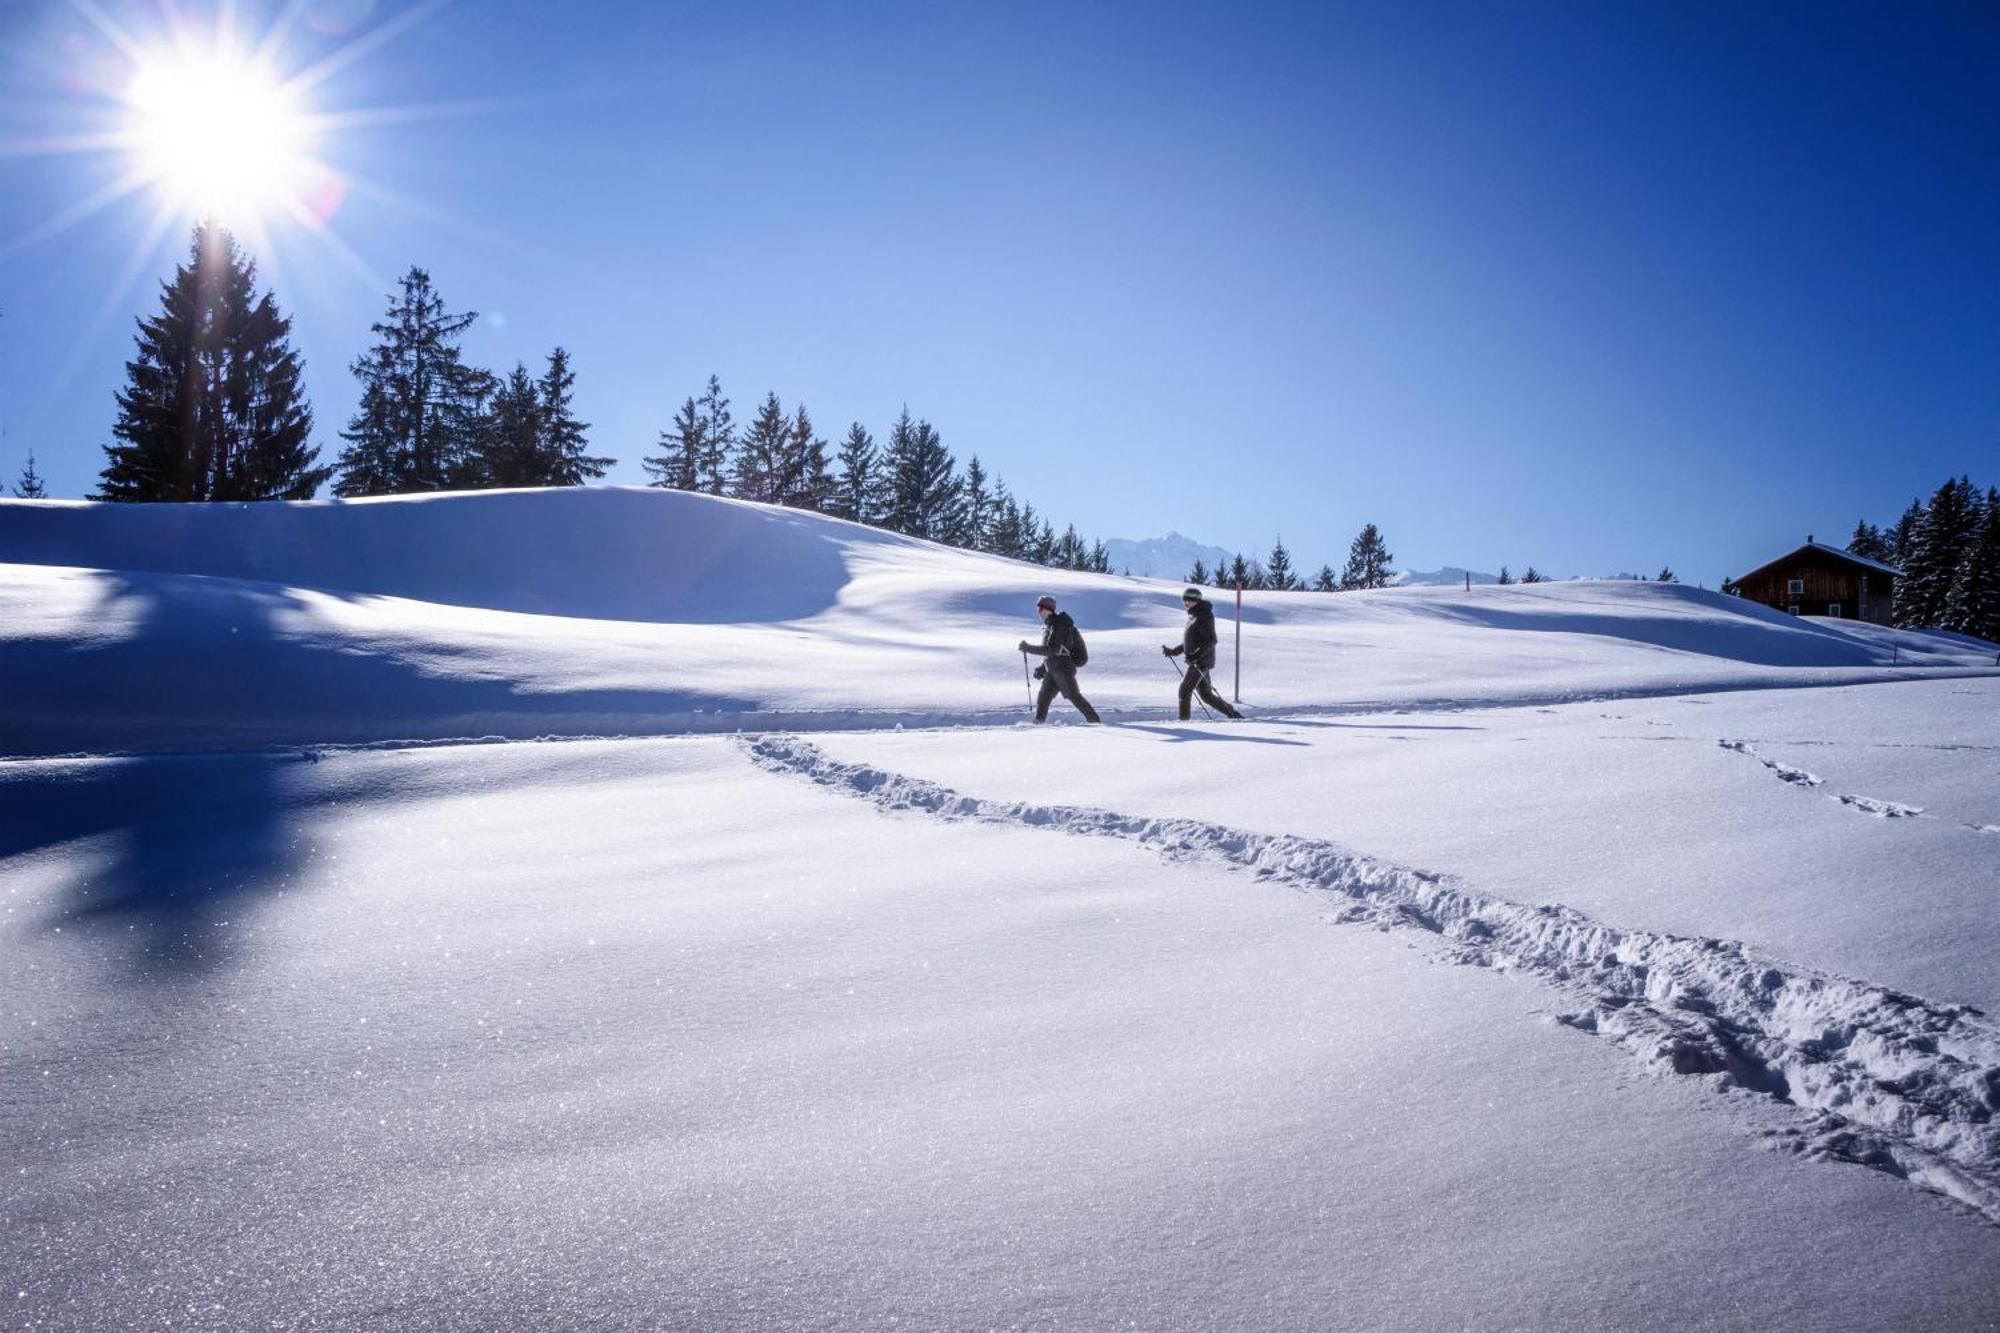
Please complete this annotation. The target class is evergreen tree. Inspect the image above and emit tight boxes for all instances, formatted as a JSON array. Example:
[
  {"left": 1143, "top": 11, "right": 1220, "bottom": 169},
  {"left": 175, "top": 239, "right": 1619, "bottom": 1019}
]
[
  {"left": 831, "top": 422, "right": 883, "bottom": 523},
  {"left": 1188, "top": 558, "right": 1210, "bottom": 585},
  {"left": 13, "top": 449, "right": 47, "bottom": 499},
  {"left": 989, "top": 485, "right": 1025, "bottom": 559},
  {"left": 535, "top": 347, "right": 610, "bottom": 486},
  {"left": 1896, "top": 476, "right": 1980, "bottom": 627},
  {"left": 783, "top": 405, "right": 833, "bottom": 511},
  {"left": 1941, "top": 488, "right": 1999, "bottom": 642},
  {"left": 1266, "top": 537, "right": 1298, "bottom": 591},
  {"left": 1089, "top": 538, "right": 1109, "bottom": 574},
  {"left": 1031, "top": 516, "right": 1057, "bottom": 565},
  {"left": 1497, "top": 565, "right": 1514, "bottom": 585},
  {"left": 645, "top": 395, "right": 704, "bottom": 490},
  {"left": 1213, "top": 559, "right": 1232, "bottom": 591},
  {"left": 731, "top": 391, "right": 790, "bottom": 502},
  {"left": 1521, "top": 566, "right": 1546, "bottom": 583},
  {"left": 472, "top": 363, "right": 545, "bottom": 488},
  {"left": 961, "top": 455, "right": 992, "bottom": 550},
  {"left": 1052, "top": 524, "right": 1082, "bottom": 569},
  {"left": 1313, "top": 563, "right": 1336, "bottom": 592},
  {"left": 1229, "top": 553, "right": 1252, "bottom": 589},
  {"left": 882, "top": 409, "right": 962, "bottom": 541},
  {"left": 1889, "top": 499, "right": 1924, "bottom": 568},
  {"left": 1338, "top": 523, "right": 1394, "bottom": 590},
  {"left": 333, "top": 266, "right": 491, "bottom": 496},
  {"left": 99, "top": 224, "right": 327, "bottom": 501},
  {"left": 1847, "top": 520, "right": 1891, "bottom": 563},
  {"left": 1657, "top": 566, "right": 1677, "bottom": 583}
]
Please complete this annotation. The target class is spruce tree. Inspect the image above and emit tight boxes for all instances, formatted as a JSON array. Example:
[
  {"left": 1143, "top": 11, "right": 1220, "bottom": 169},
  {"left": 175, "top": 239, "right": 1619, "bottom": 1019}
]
[
  {"left": 732, "top": 391, "right": 790, "bottom": 503},
  {"left": 694, "top": 376, "right": 734, "bottom": 494},
  {"left": 1313, "top": 563, "right": 1336, "bottom": 592},
  {"left": 961, "top": 456, "right": 992, "bottom": 551},
  {"left": 333, "top": 266, "right": 491, "bottom": 496},
  {"left": 1089, "top": 538, "right": 1109, "bottom": 574},
  {"left": 1032, "top": 516, "right": 1057, "bottom": 565},
  {"left": 13, "top": 450, "right": 47, "bottom": 499},
  {"left": 1338, "top": 524, "right": 1394, "bottom": 590},
  {"left": 1497, "top": 566, "right": 1514, "bottom": 585},
  {"left": 990, "top": 485, "right": 1025, "bottom": 559},
  {"left": 1657, "top": 567, "right": 1677, "bottom": 583},
  {"left": 1847, "top": 520, "right": 1891, "bottom": 563},
  {"left": 98, "top": 224, "right": 327, "bottom": 501},
  {"left": 832, "top": 422, "right": 882, "bottom": 523},
  {"left": 883, "top": 410, "right": 962, "bottom": 541},
  {"left": 1266, "top": 537, "right": 1298, "bottom": 591},
  {"left": 645, "top": 396, "right": 704, "bottom": 490},
  {"left": 1896, "top": 476, "right": 1979, "bottom": 628},
  {"left": 472, "top": 363, "right": 544, "bottom": 488},
  {"left": 1890, "top": 499, "right": 1924, "bottom": 568},
  {"left": 1189, "top": 559, "right": 1210, "bottom": 585},
  {"left": 1229, "top": 553, "right": 1252, "bottom": 589},
  {"left": 1941, "top": 488, "right": 1999, "bottom": 642},
  {"left": 536, "top": 347, "right": 610, "bottom": 486},
  {"left": 1521, "top": 566, "right": 1546, "bottom": 583},
  {"left": 784, "top": 405, "right": 833, "bottom": 511}
]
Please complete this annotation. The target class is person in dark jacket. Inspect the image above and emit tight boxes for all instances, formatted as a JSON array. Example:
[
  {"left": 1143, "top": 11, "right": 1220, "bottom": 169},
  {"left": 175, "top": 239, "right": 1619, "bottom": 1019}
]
[
  {"left": 1162, "top": 586, "right": 1242, "bottom": 720},
  {"left": 1019, "top": 595, "right": 1100, "bottom": 724}
]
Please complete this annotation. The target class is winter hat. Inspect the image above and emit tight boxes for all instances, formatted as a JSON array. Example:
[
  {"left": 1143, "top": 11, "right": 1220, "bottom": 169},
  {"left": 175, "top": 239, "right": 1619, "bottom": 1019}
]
[
  {"left": 1035, "top": 595, "right": 1057, "bottom": 610},
  {"left": 1182, "top": 586, "right": 1203, "bottom": 601}
]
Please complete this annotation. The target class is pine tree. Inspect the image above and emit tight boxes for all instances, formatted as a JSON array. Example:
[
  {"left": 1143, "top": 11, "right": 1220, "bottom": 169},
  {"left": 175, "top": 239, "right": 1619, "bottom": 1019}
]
[
  {"left": 1657, "top": 566, "right": 1677, "bottom": 583},
  {"left": 990, "top": 485, "right": 1025, "bottom": 559},
  {"left": 1890, "top": 499, "right": 1924, "bottom": 568},
  {"left": 691, "top": 375, "right": 733, "bottom": 495},
  {"left": 472, "top": 363, "right": 545, "bottom": 488},
  {"left": 831, "top": 422, "right": 881, "bottom": 522},
  {"left": 1089, "top": 538, "right": 1109, "bottom": 573},
  {"left": 1188, "top": 559, "right": 1210, "bottom": 585},
  {"left": 1941, "top": 488, "right": 1999, "bottom": 642},
  {"left": 13, "top": 449, "right": 47, "bottom": 499},
  {"left": 783, "top": 405, "right": 833, "bottom": 511},
  {"left": 643, "top": 395, "right": 705, "bottom": 490},
  {"left": 961, "top": 456, "right": 991, "bottom": 550},
  {"left": 731, "top": 391, "right": 790, "bottom": 503},
  {"left": 1896, "top": 476, "right": 1980, "bottom": 628},
  {"left": 536, "top": 347, "right": 610, "bottom": 486},
  {"left": 1031, "top": 516, "right": 1056, "bottom": 565},
  {"left": 1847, "top": 520, "right": 1891, "bottom": 563},
  {"left": 1229, "top": 553, "right": 1251, "bottom": 589},
  {"left": 1313, "top": 563, "right": 1336, "bottom": 592},
  {"left": 883, "top": 409, "right": 962, "bottom": 541},
  {"left": 1338, "top": 523, "right": 1394, "bottom": 590},
  {"left": 1266, "top": 537, "right": 1298, "bottom": 591},
  {"left": 1497, "top": 566, "right": 1515, "bottom": 585},
  {"left": 333, "top": 266, "right": 491, "bottom": 496},
  {"left": 1521, "top": 566, "right": 1546, "bottom": 583},
  {"left": 98, "top": 224, "right": 327, "bottom": 501}
]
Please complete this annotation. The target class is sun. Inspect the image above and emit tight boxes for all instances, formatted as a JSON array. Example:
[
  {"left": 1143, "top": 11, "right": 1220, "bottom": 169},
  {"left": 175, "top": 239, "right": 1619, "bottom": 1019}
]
[{"left": 123, "top": 46, "right": 314, "bottom": 224}]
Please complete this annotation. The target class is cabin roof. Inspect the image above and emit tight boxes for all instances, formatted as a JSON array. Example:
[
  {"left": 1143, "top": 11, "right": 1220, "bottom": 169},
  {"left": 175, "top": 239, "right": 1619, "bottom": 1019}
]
[{"left": 1735, "top": 539, "right": 1903, "bottom": 585}]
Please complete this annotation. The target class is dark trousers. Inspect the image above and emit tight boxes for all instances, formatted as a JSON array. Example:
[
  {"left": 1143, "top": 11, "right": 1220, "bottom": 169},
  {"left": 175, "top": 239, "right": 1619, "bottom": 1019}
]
[
  {"left": 1178, "top": 663, "right": 1241, "bottom": 720},
  {"left": 1035, "top": 658, "right": 1100, "bottom": 723}
]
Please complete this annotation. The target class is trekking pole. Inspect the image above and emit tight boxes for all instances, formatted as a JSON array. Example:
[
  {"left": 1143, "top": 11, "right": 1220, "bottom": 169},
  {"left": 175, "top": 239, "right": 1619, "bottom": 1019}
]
[
  {"left": 1021, "top": 650, "right": 1034, "bottom": 713},
  {"left": 1163, "top": 654, "right": 1215, "bottom": 721}
]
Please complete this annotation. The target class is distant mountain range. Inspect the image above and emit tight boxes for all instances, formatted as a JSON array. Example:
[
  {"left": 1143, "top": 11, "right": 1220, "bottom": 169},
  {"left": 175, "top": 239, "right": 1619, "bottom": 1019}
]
[{"left": 1105, "top": 534, "right": 1496, "bottom": 588}]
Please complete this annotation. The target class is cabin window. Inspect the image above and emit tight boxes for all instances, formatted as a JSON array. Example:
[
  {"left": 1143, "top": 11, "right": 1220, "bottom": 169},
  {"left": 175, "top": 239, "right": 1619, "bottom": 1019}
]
[
  {"left": 1827, "top": 602, "right": 1842, "bottom": 618},
  {"left": 1786, "top": 604, "right": 1800, "bottom": 616},
  {"left": 1786, "top": 578, "right": 1805, "bottom": 596}
]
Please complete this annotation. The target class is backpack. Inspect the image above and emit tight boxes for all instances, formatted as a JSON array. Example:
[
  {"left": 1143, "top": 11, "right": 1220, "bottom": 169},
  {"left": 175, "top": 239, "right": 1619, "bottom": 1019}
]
[{"left": 1067, "top": 616, "right": 1089, "bottom": 667}]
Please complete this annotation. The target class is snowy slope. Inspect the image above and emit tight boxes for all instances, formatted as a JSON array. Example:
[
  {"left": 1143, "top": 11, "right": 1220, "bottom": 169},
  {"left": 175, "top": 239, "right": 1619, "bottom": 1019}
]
[
  {"left": 3, "top": 487, "right": 1995, "bottom": 756},
  {"left": 5, "top": 488, "right": 1999, "bottom": 1330}
]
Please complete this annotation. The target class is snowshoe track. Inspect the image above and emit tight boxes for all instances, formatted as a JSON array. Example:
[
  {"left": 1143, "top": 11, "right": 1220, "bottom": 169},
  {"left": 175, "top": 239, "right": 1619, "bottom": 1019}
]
[
  {"left": 1719, "top": 739, "right": 1928, "bottom": 819},
  {"left": 745, "top": 734, "right": 2000, "bottom": 1225}
]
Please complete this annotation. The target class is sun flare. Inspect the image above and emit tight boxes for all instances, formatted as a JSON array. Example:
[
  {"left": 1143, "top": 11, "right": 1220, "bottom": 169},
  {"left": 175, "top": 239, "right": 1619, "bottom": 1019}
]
[{"left": 123, "top": 48, "right": 313, "bottom": 223}]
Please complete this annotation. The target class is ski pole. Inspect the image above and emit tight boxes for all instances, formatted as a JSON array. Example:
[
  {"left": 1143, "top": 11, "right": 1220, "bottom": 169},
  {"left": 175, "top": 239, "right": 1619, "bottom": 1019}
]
[
  {"left": 1022, "top": 650, "right": 1034, "bottom": 713},
  {"left": 1163, "top": 653, "right": 1215, "bottom": 721}
]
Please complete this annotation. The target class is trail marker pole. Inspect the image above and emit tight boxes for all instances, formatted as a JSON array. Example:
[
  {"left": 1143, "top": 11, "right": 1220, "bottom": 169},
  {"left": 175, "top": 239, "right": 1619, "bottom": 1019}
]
[{"left": 1233, "top": 580, "right": 1242, "bottom": 704}]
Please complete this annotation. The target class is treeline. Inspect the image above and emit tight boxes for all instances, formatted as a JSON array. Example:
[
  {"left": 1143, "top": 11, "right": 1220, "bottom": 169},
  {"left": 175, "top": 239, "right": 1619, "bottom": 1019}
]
[
  {"left": 637, "top": 375, "right": 1114, "bottom": 568},
  {"left": 1848, "top": 475, "right": 1999, "bottom": 638},
  {"left": 78, "top": 224, "right": 1116, "bottom": 569},
  {"left": 1186, "top": 525, "right": 1396, "bottom": 592}
]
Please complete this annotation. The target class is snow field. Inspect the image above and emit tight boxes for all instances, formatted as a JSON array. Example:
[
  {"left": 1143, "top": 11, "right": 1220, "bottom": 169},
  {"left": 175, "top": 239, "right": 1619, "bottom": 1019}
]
[{"left": 5, "top": 737, "right": 1997, "bottom": 1331}]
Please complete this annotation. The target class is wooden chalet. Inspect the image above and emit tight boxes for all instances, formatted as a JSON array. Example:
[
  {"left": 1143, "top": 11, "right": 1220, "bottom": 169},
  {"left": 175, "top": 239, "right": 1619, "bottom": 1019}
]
[{"left": 1731, "top": 536, "right": 1900, "bottom": 625}]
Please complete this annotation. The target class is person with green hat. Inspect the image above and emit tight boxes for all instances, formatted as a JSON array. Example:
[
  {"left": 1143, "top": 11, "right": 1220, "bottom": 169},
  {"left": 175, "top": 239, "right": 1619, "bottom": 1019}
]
[{"left": 1162, "top": 587, "right": 1241, "bottom": 720}]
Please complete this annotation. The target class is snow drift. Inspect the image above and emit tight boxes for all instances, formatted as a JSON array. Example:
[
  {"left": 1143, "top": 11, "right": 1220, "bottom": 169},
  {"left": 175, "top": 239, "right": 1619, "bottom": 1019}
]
[{"left": 2, "top": 486, "right": 1995, "bottom": 756}]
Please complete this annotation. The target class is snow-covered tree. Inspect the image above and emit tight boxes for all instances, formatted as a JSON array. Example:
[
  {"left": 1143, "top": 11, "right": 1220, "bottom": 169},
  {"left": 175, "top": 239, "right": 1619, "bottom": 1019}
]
[
  {"left": 1847, "top": 520, "right": 1891, "bottom": 564},
  {"left": 1941, "top": 487, "right": 1999, "bottom": 642},
  {"left": 1895, "top": 476, "right": 1980, "bottom": 628},
  {"left": 100, "top": 224, "right": 327, "bottom": 501}
]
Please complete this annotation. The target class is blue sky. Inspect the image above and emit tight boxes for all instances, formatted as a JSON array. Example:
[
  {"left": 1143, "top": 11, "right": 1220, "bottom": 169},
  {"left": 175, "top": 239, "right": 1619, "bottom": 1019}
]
[{"left": 1, "top": 0, "right": 1994, "bottom": 584}]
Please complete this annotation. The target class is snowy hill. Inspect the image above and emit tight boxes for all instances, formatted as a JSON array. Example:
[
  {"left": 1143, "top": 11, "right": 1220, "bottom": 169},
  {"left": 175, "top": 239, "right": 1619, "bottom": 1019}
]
[
  {"left": 3, "top": 486, "right": 1994, "bottom": 757},
  {"left": 5, "top": 486, "right": 2000, "bottom": 1329},
  {"left": 1390, "top": 564, "right": 1499, "bottom": 586},
  {"left": 1101, "top": 530, "right": 1232, "bottom": 580}
]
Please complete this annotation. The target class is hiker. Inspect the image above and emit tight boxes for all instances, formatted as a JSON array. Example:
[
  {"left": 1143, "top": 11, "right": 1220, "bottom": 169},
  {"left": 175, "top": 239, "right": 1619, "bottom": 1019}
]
[
  {"left": 1018, "top": 595, "right": 1101, "bottom": 724},
  {"left": 1162, "top": 586, "right": 1242, "bottom": 720}
]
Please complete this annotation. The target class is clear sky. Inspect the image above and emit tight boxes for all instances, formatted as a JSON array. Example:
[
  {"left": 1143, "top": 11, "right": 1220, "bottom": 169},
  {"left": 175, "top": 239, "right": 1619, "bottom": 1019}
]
[{"left": 2, "top": 0, "right": 1995, "bottom": 585}]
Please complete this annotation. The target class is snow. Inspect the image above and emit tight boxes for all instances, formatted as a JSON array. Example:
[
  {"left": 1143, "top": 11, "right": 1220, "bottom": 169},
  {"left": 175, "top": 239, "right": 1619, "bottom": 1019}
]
[{"left": 4, "top": 488, "right": 1999, "bottom": 1329}]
